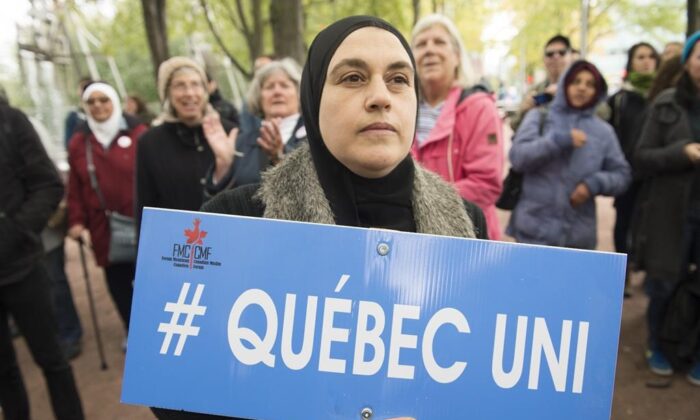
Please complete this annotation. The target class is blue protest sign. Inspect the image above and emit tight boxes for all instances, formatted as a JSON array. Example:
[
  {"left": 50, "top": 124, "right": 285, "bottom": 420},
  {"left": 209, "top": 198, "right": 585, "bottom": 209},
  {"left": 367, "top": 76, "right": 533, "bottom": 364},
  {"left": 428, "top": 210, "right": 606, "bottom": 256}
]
[{"left": 122, "top": 208, "right": 625, "bottom": 420}]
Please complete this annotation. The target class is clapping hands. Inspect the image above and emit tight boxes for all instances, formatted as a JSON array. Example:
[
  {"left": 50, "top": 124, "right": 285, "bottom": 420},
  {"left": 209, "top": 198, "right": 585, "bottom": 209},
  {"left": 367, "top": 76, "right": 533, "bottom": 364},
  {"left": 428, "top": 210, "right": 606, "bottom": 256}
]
[{"left": 202, "top": 113, "right": 239, "bottom": 181}]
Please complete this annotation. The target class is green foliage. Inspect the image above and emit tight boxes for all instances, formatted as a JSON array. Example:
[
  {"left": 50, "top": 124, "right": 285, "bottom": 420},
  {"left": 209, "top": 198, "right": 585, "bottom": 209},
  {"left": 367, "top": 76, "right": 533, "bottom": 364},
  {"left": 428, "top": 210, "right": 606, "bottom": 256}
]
[
  {"left": 110, "top": 0, "right": 158, "bottom": 101},
  {"left": 195, "top": 0, "right": 270, "bottom": 73},
  {"left": 503, "top": 0, "right": 685, "bottom": 76},
  {"left": 46, "top": 0, "right": 684, "bottom": 107},
  {"left": 304, "top": 0, "right": 412, "bottom": 34},
  {"left": 63, "top": 0, "right": 492, "bottom": 102},
  {"left": 304, "top": 0, "right": 487, "bottom": 53}
]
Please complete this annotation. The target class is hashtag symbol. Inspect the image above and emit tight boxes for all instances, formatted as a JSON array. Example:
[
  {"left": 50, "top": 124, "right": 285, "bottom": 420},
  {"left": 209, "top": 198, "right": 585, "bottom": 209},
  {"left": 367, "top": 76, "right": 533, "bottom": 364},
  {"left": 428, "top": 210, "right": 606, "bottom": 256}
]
[{"left": 158, "top": 282, "right": 207, "bottom": 356}]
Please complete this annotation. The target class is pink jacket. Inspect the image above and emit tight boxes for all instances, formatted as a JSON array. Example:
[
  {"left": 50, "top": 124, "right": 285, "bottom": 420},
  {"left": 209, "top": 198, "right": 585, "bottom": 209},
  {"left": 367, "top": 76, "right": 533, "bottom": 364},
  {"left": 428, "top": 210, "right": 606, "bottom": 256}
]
[{"left": 412, "top": 86, "right": 504, "bottom": 240}]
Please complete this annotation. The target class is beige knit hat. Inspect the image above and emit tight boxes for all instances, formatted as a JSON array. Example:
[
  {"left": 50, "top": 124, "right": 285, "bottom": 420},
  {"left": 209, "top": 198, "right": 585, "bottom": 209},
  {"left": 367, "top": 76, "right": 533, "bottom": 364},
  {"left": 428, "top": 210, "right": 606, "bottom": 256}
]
[
  {"left": 157, "top": 56, "right": 207, "bottom": 101},
  {"left": 154, "top": 56, "right": 213, "bottom": 124}
]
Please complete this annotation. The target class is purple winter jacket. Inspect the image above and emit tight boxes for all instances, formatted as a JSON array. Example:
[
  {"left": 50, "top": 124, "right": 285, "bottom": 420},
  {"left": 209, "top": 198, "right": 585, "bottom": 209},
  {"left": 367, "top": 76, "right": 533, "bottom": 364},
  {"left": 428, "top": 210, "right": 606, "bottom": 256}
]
[{"left": 507, "top": 65, "right": 631, "bottom": 249}]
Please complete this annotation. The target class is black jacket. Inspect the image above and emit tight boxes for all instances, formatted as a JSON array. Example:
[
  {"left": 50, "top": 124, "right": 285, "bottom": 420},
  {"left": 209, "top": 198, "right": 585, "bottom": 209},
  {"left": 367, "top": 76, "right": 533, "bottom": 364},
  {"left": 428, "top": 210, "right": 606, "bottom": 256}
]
[
  {"left": 0, "top": 104, "right": 64, "bottom": 284},
  {"left": 201, "top": 184, "right": 489, "bottom": 240},
  {"left": 633, "top": 88, "right": 696, "bottom": 281},
  {"left": 607, "top": 88, "right": 649, "bottom": 165},
  {"left": 209, "top": 90, "right": 240, "bottom": 127},
  {"left": 136, "top": 120, "right": 237, "bottom": 229}
]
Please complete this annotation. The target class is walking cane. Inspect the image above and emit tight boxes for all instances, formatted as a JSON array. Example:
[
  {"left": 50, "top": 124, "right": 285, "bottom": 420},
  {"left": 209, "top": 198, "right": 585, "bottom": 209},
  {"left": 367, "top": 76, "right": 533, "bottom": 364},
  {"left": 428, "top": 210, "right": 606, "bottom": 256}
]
[{"left": 76, "top": 237, "right": 108, "bottom": 370}]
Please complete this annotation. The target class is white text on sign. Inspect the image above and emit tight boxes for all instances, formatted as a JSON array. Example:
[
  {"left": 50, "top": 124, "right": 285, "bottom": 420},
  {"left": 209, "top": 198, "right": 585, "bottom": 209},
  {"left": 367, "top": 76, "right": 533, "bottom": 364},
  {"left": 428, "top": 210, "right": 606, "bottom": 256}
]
[{"left": 225, "top": 275, "right": 590, "bottom": 392}]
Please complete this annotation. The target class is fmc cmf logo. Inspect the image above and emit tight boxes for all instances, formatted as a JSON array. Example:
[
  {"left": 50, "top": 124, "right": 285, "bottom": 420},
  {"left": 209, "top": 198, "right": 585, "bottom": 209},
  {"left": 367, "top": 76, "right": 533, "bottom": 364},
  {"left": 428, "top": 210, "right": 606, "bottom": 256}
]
[{"left": 161, "top": 219, "right": 222, "bottom": 270}]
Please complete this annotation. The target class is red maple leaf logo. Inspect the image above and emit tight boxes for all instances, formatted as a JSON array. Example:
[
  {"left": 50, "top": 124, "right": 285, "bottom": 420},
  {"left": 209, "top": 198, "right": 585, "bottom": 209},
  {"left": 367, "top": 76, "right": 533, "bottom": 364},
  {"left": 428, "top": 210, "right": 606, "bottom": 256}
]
[{"left": 184, "top": 218, "right": 207, "bottom": 245}]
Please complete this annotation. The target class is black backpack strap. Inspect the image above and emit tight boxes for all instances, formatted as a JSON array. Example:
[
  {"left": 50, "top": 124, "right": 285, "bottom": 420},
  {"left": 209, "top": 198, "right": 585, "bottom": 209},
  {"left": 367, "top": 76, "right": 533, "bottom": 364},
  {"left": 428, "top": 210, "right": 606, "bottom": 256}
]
[
  {"left": 457, "top": 84, "right": 490, "bottom": 105},
  {"left": 85, "top": 139, "right": 109, "bottom": 213}
]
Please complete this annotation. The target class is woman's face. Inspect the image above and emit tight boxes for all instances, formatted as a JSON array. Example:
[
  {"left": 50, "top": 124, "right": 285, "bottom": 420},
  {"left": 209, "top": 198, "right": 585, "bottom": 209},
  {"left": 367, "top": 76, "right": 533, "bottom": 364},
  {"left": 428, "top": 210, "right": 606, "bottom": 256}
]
[
  {"left": 631, "top": 45, "right": 658, "bottom": 74},
  {"left": 685, "top": 42, "right": 700, "bottom": 88},
  {"left": 168, "top": 69, "right": 206, "bottom": 125},
  {"left": 260, "top": 70, "right": 299, "bottom": 119},
  {"left": 125, "top": 97, "right": 138, "bottom": 114},
  {"left": 412, "top": 24, "right": 459, "bottom": 88},
  {"left": 86, "top": 91, "right": 114, "bottom": 122},
  {"left": 319, "top": 27, "right": 416, "bottom": 178},
  {"left": 566, "top": 70, "right": 597, "bottom": 108}
]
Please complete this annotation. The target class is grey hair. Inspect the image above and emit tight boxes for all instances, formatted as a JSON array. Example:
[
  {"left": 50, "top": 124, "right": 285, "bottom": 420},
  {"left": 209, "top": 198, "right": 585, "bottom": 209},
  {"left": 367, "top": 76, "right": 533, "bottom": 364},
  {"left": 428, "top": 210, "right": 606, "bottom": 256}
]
[
  {"left": 246, "top": 58, "right": 302, "bottom": 118},
  {"left": 411, "top": 14, "right": 477, "bottom": 87}
]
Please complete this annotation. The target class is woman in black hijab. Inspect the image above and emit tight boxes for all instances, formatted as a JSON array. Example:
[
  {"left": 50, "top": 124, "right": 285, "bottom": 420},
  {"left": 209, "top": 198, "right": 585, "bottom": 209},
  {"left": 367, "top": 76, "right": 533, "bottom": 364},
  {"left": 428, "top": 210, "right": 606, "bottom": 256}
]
[
  {"left": 153, "top": 15, "right": 485, "bottom": 420},
  {"left": 202, "top": 15, "right": 486, "bottom": 238}
]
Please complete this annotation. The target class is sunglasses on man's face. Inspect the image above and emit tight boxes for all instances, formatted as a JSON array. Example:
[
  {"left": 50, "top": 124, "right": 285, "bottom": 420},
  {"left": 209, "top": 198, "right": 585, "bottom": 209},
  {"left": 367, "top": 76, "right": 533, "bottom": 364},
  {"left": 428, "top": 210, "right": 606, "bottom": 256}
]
[
  {"left": 545, "top": 49, "right": 569, "bottom": 58},
  {"left": 86, "top": 97, "right": 111, "bottom": 106}
]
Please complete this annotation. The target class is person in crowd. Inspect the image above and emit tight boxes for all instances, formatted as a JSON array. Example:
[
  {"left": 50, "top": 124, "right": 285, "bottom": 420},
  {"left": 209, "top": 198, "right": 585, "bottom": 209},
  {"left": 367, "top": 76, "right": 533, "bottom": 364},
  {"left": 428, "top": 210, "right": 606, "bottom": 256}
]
[
  {"left": 507, "top": 60, "right": 631, "bottom": 249},
  {"left": 206, "top": 72, "right": 240, "bottom": 126},
  {"left": 244, "top": 58, "right": 306, "bottom": 165},
  {"left": 410, "top": 14, "right": 502, "bottom": 239},
  {"left": 238, "top": 54, "right": 277, "bottom": 135},
  {"left": 661, "top": 41, "right": 683, "bottom": 62},
  {"left": 1, "top": 85, "right": 84, "bottom": 359},
  {"left": 67, "top": 82, "right": 147, "bottom": 332},
  {"left": 647, "top": 54, "right": 683, "bottom": 102},
  {"left": 198, "top": 58, "right": 306, "bottom": 189},
  {"left": 64, "top": 77, "right": 93, "bottom": 148},
  {"left": 605, "top": 42, "right": 660, "bottom": 296},
  {"left": 0, "top": 101, "right": 84, "bottom": 419},
  {"left": 632, "top": 32, "right": 700, "bottom": 384},
  {"left": 125, "top": 94, "right": 155, "bottom": 126},
  {"left": 511, "top": 35, "right": 573, "bottom": 132},
  {"left": 136, "top": 57, "right": 240, "bottom": 227},
  {"left": 153, "top": 14, "right": 488, "bottom": 420},
  {"left": 204, "top": 16, "right": 487, "bottom": 241}
]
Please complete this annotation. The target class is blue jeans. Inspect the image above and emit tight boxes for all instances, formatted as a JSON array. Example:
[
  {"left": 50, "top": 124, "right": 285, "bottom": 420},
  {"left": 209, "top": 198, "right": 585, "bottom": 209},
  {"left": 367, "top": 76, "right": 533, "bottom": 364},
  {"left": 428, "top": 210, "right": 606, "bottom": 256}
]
[{"left": 43, "top": 243, "right": 82, "bottom": 345}]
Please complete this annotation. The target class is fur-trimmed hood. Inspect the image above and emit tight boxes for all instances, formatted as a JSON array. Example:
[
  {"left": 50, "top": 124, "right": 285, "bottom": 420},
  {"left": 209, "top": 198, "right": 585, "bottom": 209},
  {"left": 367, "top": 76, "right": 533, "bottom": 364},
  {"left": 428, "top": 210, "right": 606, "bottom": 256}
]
[{"left": 255, "top": 144, "right": 476, "bottom": 238}]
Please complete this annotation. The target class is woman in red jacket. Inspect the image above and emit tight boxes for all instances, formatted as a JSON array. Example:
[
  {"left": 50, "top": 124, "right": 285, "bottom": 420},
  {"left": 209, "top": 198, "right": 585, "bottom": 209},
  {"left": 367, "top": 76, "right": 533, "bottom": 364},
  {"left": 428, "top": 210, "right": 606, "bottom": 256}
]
[
  {"left": 410, "top": 14, "right": 504, "bottom": 240},
  {"left": 67, "top": 82, "right": 147, "bottom": 332}
]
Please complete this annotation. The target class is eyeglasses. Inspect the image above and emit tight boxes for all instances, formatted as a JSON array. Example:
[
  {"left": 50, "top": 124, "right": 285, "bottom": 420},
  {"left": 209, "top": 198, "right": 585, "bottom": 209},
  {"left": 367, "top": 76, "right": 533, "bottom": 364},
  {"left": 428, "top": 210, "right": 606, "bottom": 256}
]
[
  {"left": 170, "top": 82, "right": 205, "bottom": 93},
  {"left": 545, "top": 49, "right": 569, "bottom": 58},
  {"left": 86, "top": 97, "right": 111, "bottom": 106}
]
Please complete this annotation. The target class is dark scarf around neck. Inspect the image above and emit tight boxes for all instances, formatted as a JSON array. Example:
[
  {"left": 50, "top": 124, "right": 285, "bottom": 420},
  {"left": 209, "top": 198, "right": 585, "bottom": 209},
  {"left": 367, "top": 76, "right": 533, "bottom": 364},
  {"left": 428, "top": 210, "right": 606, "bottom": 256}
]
[{"left": 299, "top": 16, "right": 420, "bottom": 232}]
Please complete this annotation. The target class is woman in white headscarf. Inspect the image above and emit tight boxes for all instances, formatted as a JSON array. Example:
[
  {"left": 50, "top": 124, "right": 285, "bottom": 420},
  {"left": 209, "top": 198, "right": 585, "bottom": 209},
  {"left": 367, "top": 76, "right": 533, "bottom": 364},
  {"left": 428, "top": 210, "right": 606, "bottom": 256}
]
[{"left": 67, "top": 81, "right": 148, "bottom": 332}]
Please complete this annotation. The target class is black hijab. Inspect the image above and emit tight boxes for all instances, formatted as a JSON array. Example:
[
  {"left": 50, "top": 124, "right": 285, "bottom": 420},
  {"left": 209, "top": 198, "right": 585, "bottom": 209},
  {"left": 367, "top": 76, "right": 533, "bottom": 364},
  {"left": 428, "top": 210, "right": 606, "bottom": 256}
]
[{"left": 300, "top": 16, "right": 419, "bottom": 232}]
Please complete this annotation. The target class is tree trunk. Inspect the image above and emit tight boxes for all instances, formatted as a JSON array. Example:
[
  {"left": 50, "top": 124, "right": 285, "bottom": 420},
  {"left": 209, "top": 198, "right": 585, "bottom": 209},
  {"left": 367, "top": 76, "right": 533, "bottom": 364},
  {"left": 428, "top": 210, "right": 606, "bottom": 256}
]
[
  {"left": 249, "top": 0, "right": 264, "bottom": 72},
  {"left": 413, "top": 0, "right": 421, "bottom": 26},
  {"left": 269, "top": 0, "right": 305, "bottom": 64},
  {"left": 689, "top": 0, "right": 700, "bottom": 36},
  {"left": 141, "top": 0, "right": 170, "bottom": 80}
]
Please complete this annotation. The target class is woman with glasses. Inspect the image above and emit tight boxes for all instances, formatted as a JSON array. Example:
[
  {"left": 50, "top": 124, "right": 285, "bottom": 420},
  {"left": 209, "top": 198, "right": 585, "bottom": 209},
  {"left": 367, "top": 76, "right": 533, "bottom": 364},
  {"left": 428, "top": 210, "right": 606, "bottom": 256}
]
[
  {"left": 136, "top": 57, "right": 239, "bottom": 229},
  {"left": 67, "top": 81, "right": 148, "bottom": 331},
  {"left": 409, "top": 14, "right": 501, "bottom": 240}
]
